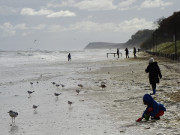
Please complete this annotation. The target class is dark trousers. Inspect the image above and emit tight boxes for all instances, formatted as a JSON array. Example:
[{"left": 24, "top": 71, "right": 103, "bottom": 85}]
[{"left": 151, "top": 83, "right": 156, "bottom": 94}]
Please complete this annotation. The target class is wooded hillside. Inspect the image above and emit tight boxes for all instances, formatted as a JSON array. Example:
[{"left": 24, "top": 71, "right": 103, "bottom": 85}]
[{"left": 141, "top": 11, "right": 180, "bottom": 49}]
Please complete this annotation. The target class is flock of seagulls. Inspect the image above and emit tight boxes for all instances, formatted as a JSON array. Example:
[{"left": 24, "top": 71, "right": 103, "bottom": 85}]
[{"left": 8, "top": 80, "right": 107, "bottom": 124}]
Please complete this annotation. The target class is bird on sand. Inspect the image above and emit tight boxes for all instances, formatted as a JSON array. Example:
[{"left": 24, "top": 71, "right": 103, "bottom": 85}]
[
  {"left": 30, "top": 82, "right": 33, "bottom": 86},
  {"left": 8, "top": 110, "right": 18, "bottom": 123},
  {"left": 33, "top": 105, "right": 39, "bottom": 111},
  {"left": 76, "top": 89, "right": 80, "bottom": 95},
  {"left": 51, "top": 82, "right": 56, "bottom": 85},
  {"left": 56, "top": 84, "right": 60, "bottom": 88},
  {"left": 100, "top": 84, "right": 106, "bottom": 89},
  {"left": 27, "top": 91, "right": 34, "bottom": 96},
  {"left": 78, "top": 84, "right": 83, "bottom": 89},
  {"left": 68, "top": 101, "right": 73, "bottom": 107},
  {"left": 54, "top": 93, "right": 61, "bottom": 97}
]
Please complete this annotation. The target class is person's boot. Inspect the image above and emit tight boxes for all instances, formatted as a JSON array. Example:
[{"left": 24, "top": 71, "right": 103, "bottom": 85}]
[
  {"left": 150, "top": 89, "right": 156, "bottom": 95},
  {"left": 151, "top": 116, "right": 160, "bottom": 120}
]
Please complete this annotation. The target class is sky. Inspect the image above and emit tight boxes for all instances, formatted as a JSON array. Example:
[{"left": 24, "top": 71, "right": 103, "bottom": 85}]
[{"left": 0, "top": 0, "right": 180, "bottom": 51}]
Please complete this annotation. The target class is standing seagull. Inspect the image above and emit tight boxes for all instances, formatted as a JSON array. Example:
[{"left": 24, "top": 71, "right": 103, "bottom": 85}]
[
  {"left": 100, "top": 84, "right": 106, "bottom": 90},
  {"left": 30, "top": 82, "right": 33, "bottom": 86},
  {"left": 8, "top": 110, "right": 18, "bottom": 123},
  {"left": 33, "top": 105, "right": 39, "bottom": 111},
  {"left": 68, "top": 101, "right": 73, "bottom": 107},
  {"left": 78, "top": 84, "right": 83, "bottom": 89},
  {"left": 76, "top": 89, "right": 80, "bottom": 95},
  {"left": 51, "top": 82, "right": 56, "bottom": 85},
  {"left": 54, "top": 93, "right": 61, "bottom": 97},
  {"left": 27, "top": 91, "right": 35, "bottom": 96},
  {"left": 56, "top": 84, "right": 60, "bottom": 88},
  {"left": 61, "top": 84, "right": 65, "bottom": 88}
]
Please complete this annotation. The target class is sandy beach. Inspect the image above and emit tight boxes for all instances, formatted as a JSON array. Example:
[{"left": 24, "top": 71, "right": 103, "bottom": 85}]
[{"left": 0, "top": 51, "right": 180, "bottom": 135}]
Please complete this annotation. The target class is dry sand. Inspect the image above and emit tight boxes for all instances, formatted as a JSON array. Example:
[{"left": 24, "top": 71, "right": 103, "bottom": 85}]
[{"left": 0, "top": 52, "right": 180, "bottom": 135}]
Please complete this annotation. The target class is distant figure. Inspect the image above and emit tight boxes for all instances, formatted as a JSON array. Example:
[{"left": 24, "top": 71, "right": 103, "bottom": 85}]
[
  {"left": 117, "top": 48, "right": 120, "bottom": 58},
  {"left": 125, "top": 48, "right": 129, "bottom": 58},
  {"left": 138, "top": 48, "right": 140, "bottom": 52},
  {"left": 133, "top": 47, "right": 137, "bottom": 58},
  {"left": 145, "top": 58, "right": 162, "bottom": 95},
  {"left": 136, "top": 94, "right": 166, "bottom": 122},
  {"left": 68, "top": 53, "right": 71, "bottom": 61}
]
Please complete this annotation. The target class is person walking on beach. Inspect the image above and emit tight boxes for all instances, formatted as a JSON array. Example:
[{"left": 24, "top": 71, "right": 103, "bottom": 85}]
[
  {"left": 136, "top": 94, "right": 166, "bottom": 122},
  {"left": 68, "top": 53, "right": 71, "bottom": 61},
  {"left": 145, "top": 58, "right": 162, "bottom": 95},
  {"left": 133, "top": 47, "right": 137, "bottom": 58},
  {"left": 117, "top": 48, "right": 120, "bottom": 58},
  {"left": 125, "top": 48, "right": 129, "bottom": 58}
]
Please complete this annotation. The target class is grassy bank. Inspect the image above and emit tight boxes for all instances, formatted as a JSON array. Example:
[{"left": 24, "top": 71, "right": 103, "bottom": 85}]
[{"left": 149, "top": 40, "right": 180, "bottom": 54}]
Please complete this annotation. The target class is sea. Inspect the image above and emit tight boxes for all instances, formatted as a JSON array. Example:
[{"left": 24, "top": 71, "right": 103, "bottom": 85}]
[{"left": 0, "top": 49, "right": 127, "bottom": 86}]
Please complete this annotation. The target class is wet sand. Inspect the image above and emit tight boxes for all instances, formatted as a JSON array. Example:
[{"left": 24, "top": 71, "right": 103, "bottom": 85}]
[{"left": 0, "top": 52, "right": 180, "bottom": 135}]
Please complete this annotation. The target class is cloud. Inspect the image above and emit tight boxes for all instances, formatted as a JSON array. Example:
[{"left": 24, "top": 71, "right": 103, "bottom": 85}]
[
  {"left": 47, "top": 10, "right": 76, "bottom": 18},
  {"left": 117, "top": 0, "right": 137, "bottom": 10},
  {"left": 46, "top": 24, "right": 65, "bottom": 32},
  {"left": 0, "top": 22, "right": 46, "bottom": 37},
  {"left": 0, "top": 18, "right": 153, "bottom": 37},
  {"left": 21, "top": 8, "right": 76, "bottom": 17},
  {"left": 74, "top": 0, "right": 116, "bottom": 11},
  {"left": 47, "top": 0, "right": 75, "bottom": 8},
  {"left": 118, "top": 18, "right": 153, "bottom": 31},
  {"left": 46, "top": 0, "right": 172, "bottom": 11},
  {"left": 0, "top": 22, "right": 16, "bottom": 37},
  {"left": 59, "top": 18, "right": 153, "bottom": 32},
  {"left": 140, "top": 0, "right": 173, "bottom": 9}
]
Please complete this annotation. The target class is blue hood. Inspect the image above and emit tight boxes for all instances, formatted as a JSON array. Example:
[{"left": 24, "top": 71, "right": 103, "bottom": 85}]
[
  {"left": 142, "top": 94, "right": 166, "bottom": 117},
  {"left": 143, "top": 94, "right": 155, "bottom": 105}
]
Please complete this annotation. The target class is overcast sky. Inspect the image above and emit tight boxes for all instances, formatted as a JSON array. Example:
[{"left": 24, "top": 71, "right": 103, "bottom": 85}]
[{"left": 0, "top": 0, "right": 179, "bottom": 51}]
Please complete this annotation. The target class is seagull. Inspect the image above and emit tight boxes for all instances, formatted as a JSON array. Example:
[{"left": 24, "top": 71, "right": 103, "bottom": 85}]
[
  {"left": 54, "top": 93, "right": 61, "bottom": 97},
  {"left": 100, "top": 84, "right": 106, "bottom": 89},
  {"left": 68, "top": 101, "right": 73, "bottom": 107},
  {"left": 76, "top": 89, "right": 80, "bottom": 95},
  {"left": 33, "top": 105, "right": 39, "bottom": 111},
  {"left": 61, "top": 84, "right": 65, "bottom": 88},
  {"left": 78, "top": 84, "right": 83, "bottom": 89},
  {"left": 56, "top": 84, "right": 60, "bottom": 88},
  {"left": 34, "top": 39, "right": 38, "bottom": 44},
  {"left": 27, "top": 91, "right": 34, "bottom": 96},
  {"left": 51, "top": 82, "right": 56, "bottom": 85},
  {"left": 8, "top": 110, "right": 18, "bottom": 123}
]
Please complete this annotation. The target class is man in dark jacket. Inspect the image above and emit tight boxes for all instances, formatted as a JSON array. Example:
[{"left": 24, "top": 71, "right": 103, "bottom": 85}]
[{"left": 145, "top": 58, "right": 162, "bottom": 95}]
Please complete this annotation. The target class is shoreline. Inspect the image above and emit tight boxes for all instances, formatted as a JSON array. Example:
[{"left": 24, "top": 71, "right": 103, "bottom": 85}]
[{"left": 0, "top": 52, "right": 180, "bottom": 135}]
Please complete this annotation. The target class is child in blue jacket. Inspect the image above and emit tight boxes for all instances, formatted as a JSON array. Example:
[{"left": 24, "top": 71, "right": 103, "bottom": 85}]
[{"left": 136, "top": 94, "right": 166, "bottom": 122}]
